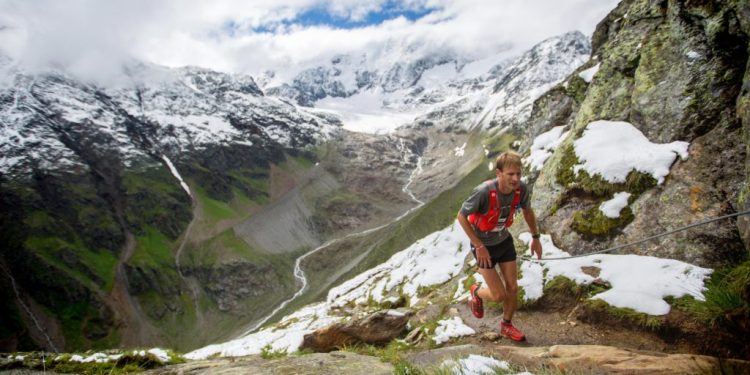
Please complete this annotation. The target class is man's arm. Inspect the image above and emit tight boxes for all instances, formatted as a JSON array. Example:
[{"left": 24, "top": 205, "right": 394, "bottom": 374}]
[
  {"left": 457, "top": 212, "right": 491, "bottom": 268},
  {"left": 522, "top": 207, "right": 542, "bottom": 259}
]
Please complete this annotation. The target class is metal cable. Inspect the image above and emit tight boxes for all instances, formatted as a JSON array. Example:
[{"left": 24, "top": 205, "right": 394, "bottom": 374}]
[{"left": 523, "top": 209, "right": 750, "bottom": 261}]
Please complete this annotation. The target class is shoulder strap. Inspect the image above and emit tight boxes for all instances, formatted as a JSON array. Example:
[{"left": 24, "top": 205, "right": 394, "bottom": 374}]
[{"left": 504, "top": 187, "right": 522, "bottom": 228}]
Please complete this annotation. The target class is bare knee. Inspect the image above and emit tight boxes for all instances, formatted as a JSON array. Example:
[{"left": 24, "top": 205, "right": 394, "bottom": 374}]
[
  {"left": 505, "top": 284, "right": 518, "bottom": 297},
  {"left": 488, "top": 289, "right": 505, "bottom": 302}
]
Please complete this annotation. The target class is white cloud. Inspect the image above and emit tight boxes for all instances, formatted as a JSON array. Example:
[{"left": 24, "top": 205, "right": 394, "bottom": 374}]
[{"left": 0, "top": 0, "right": 618, "bottom": 82}]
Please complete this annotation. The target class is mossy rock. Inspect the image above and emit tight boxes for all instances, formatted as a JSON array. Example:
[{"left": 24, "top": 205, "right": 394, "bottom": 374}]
[
  {"left": 555, "top": 145, "right": 657, "bottom": 197},
  {"left": 571, "top": 205, "right": 635, "bottom": 238}
]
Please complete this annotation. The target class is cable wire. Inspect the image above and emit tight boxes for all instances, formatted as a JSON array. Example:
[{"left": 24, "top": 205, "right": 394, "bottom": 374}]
[{"left": 523, "top": 209, "right": 750, "bottom": 261}]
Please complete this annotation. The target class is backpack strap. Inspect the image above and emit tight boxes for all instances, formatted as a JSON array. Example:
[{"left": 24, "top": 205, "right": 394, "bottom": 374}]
[
  {"left": 503, "top": 187, "right": 522, "bottom": 228},
  {"left": 469, "top": 180, "right": 498, "bottom": 229}
]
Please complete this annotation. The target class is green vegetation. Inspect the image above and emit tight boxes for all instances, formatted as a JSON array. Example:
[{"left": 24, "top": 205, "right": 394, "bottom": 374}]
[
  {"left": 554, "top": 145, "right": 653, "bottom": 237},
  {"left": 542, "top": 275, "right": 610, "bottom": 300},
  {"left": 556, "top": 145, "right": 657, "bottom": 197},
  {"left": 130, "top": 227, "right": 175, "bottom": 269},
  {"left": 260, "top": 344, "right": 288, "bottom": 359},
  {"left": 571, "top": 205, "right": 634, "bottom": 237},
  {"left": 54, "top": 300, "right": 119, "bottom": 351},
  {"left": 565, "top": 73, "right": 589, "bottom": 104},
  {"left": 25, "top": 236, "right": 117, "bottom": 292},
  {"left": 583, "top": 299, "right": 663, "bottom": 330},
  {"left": 122, "top": 166, "right": 192, "bottom": 239},
  {"left": 341, "top": 340, "right": 414, "bottom": 367},
  {"left": 671, "top": 260, "right": 750, "bottom": 326},
  {"left": 1, "top": 350, "right": 183, "bottom": 374},
  {"left": 193, "top": 184, "right": 239, "bottom": 223}
]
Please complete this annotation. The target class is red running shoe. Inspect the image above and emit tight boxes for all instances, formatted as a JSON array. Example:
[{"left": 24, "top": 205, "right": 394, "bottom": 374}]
[
  {"left": 500, "top": 321, "right": 526, "bottom": 341},
  {"left": 468, "top": 284, "right": 484, "bottom": 319}
]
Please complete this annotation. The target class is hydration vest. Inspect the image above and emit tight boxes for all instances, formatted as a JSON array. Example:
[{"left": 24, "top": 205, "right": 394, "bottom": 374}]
[{"left": 467, "top": 180, "right": 522, "bottom": 232}]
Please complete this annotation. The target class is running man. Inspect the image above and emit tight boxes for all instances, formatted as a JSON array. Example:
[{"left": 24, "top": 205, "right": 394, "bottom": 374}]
[{"left": 456, "top": 151, "right": 542, "bottom": 341}]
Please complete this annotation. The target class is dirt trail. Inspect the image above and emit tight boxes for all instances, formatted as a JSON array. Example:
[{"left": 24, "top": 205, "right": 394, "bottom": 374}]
[
  {"left": 447, "top": 297, "right": 725, "bottom": 359},
  {"left": 109, "top": 232, "right": 161, "bottom": 346}
]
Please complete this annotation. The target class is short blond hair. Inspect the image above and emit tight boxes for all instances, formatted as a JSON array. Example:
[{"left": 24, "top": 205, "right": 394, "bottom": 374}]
[{"left": 495, "top": 151, "right": 522, "bottom": 171}]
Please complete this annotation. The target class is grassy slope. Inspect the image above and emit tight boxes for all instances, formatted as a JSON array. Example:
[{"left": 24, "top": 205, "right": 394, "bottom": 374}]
[{"left": 264, "top": 131, "right": 517, "bottom": 321}]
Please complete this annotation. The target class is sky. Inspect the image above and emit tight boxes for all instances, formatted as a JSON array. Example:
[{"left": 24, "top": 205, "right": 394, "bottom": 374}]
[{"left": 0, "top": 0, "right": 619, "bottom": 81}]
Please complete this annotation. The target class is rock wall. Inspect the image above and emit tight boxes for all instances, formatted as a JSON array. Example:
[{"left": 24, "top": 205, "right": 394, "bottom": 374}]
[{"left": 529, "top": 0, "right": 749, "bottom": 267}]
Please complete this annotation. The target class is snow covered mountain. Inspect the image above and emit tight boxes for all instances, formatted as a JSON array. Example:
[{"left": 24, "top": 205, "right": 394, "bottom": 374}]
[
  {"left": 412, "top": 31, "right": 591, "bottom": 131},
  {"left": 0, "top": 62, "right": 341, "bottom": 177},
  {"left": 263, "top": 31, "right": 590, "bottom": 133}
]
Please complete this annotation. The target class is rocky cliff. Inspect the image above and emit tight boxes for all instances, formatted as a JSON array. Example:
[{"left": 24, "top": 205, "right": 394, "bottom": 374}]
[{"left": 525, "top": 0, "right": 748, "bottom": 267}]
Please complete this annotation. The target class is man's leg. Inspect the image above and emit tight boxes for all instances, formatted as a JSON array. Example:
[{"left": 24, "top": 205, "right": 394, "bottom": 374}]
[
  {"left": 497, "top": 260, "right": 518, "bottom": 321},
  {"left": 497, "top": 260, "right": 525, "bottom": 341},
  {"left": 475, "top": 266, "right": 506, "bottom": 303}
]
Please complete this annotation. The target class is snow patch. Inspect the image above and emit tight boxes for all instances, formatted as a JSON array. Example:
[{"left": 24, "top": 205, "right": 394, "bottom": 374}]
[
  {"left": 441, "top": 354, "right": 512, "bottom": 375},
  {"left": 573, "top": 120, "right": 689, "bottom": 184},
  {"left": 578, "top": 63, "right": 600, "bottom": 83},
  {"left": 161, "top": 155, "right": 191, "bottom": 197},
  {"left": 517, "top": 233, "right": 711, "bottom": 315},
  {"left": 599, "top": 192, "right": 631, "bottom": 218},
  {"left": 433, "top": 317, "right": 476, "bottom": 345},
  {"left": 525, "top": 125, "right": 568, "bottom": 171}
]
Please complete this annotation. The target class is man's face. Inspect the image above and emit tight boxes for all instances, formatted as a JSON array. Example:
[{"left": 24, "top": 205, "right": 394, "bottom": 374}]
[{"left": 496, "top": 165, "right": 521, "bottom": 190}]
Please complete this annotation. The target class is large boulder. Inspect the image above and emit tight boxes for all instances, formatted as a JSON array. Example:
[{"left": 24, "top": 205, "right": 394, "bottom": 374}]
[{"left": 300, "top": 310, "right": 412, "bottom": 352}]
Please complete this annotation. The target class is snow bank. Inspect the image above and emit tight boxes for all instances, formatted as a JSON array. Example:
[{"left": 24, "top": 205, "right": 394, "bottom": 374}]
[
  {"left": 525, "top": 125, "right": 568, "bottom": 171},
  {"left": 433, "top": 317, "right": 476, "bottom": 345},
  {"left": 573, "top": 120, "right": 689, "bottom": 184},
  {"left": 516, "top": 233, "right": 711, "bottom": 315}
]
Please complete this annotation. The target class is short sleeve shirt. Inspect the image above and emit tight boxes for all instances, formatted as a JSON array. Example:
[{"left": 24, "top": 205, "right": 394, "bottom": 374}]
[{"left": 459, "top": 179, "right": 531, "bottom": 246}]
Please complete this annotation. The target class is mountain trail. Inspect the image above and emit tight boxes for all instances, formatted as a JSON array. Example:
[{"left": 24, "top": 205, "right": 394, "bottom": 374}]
[{"left": 109, "top": 232, "right": 161, "bottom": 346}]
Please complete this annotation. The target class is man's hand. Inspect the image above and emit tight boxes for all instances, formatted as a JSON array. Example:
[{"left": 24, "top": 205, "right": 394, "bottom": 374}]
[
  {"left": 475, "top": 244, "right": 491, "bottom": 268},
  {"left": 530, "top": 238, "right": 542, "bottom": 260}
]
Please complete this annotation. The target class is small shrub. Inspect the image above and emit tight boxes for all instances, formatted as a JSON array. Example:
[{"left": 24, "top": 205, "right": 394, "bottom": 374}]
[{"left": 260, "top": 344, "right": 288, "bottom": 360}]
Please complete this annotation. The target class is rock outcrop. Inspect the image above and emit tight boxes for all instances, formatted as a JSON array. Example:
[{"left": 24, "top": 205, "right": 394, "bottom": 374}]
[
  {"left": 300, "top": 310, "right": 412, "bottom": 352},
  {"left": 525, "top": 0, "right": 749, "bottom": 268}
]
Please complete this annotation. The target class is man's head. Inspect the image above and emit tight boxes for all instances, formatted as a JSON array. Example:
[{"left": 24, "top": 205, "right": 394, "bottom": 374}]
[
  {"left": 495, "top": 151, "right": 522, "bottom": 172},
  {"left": 495, "top": 151, "right": 522, "bottom": 191}
]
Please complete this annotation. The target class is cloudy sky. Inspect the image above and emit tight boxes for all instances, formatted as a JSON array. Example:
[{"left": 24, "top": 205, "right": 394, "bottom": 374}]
[{"left": 0, "top": 0, "right": 619, "bottom": 80}]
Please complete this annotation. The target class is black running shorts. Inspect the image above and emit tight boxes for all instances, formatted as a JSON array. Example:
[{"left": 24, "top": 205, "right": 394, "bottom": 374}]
[{"left": 471, "top": 236, "right": 516, "bottom": 269}]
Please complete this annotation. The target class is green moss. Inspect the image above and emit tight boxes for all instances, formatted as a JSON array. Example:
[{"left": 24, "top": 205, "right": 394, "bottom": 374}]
[
  {"left": 566, "top": 74, "right": 590, "bottom": 104},
  {"left": 571, "top": 205, "right": 635, "bottom": 237},
  {"left": 556, "top": 145, "right": 657, "bottom": 197},
  {"left": 544, "top": 275, "right": 579, "bottom": 294}
]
